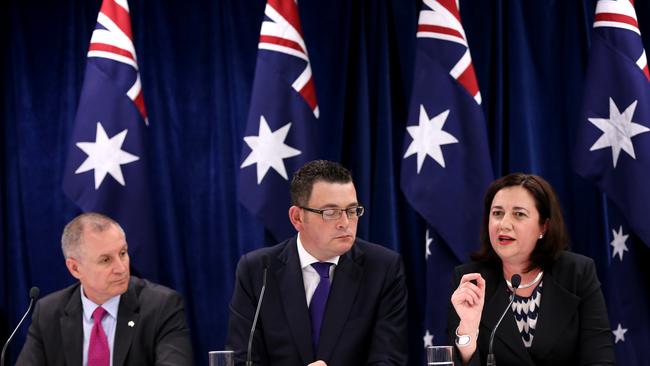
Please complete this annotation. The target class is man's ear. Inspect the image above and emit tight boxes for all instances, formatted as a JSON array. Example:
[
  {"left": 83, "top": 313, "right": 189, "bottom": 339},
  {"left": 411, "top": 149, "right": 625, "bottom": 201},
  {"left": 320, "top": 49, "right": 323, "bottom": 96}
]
[
  {"left": 66, "top": 257, "right": 82, "bottom": 280},
  {"left": 288, "top": 206, "right": 303, "bottom": 232}
]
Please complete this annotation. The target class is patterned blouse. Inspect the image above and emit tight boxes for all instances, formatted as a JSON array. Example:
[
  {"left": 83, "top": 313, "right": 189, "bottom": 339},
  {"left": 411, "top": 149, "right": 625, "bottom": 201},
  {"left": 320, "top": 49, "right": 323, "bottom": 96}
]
[{"left": 511, "top": 282, "right": 543, "bottom": 348}]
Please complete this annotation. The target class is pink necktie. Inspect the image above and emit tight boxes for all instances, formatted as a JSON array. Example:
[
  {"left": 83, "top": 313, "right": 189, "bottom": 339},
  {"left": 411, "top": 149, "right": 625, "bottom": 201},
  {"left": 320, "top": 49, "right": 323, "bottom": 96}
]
[{"left": 88, "top": 306, "right": 110, "bottom": 366}]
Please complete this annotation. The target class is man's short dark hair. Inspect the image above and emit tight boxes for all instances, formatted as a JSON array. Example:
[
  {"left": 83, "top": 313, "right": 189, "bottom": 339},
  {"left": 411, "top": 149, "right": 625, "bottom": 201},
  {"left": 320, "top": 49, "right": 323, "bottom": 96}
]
[
  {"left": 472, "top": 173, "right": 569, "bottom": 272},
  {"left": 290, "top": 160, "right": 353, "bottom": 206}
]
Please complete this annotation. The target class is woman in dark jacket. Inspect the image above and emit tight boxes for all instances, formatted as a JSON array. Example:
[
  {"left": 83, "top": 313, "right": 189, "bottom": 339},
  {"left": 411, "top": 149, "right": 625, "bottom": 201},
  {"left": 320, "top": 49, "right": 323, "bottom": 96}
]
[{"left": 448, "top": 173, "right": 615, "bottom": 365}]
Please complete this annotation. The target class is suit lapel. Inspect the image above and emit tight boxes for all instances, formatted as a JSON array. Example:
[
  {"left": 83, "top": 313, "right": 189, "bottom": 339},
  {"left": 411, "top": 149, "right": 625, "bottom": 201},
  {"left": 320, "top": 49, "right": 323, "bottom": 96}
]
[
  {"left": 530, "top": 272, "right": 579, "bottom": 360},
  {"left": 276, "top": 240, "right": 314, "bottom": 364},
  {"left": 481, "top": 273, "right": 534, "bottom": 366},
  {"left": 317, "top": 245, "right": 363, "bottom": 361},
  {"left": 113, "top": 279, "right": 140, "bottom": 366},
  {"left": 60, "top": 285, "right": 83, "bottom": 366}
]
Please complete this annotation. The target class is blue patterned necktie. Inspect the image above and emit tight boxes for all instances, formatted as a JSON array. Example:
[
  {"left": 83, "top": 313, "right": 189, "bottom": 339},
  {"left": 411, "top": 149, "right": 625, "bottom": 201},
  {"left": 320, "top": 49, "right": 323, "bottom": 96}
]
[{"left": 309, "top": 262, "right": 332, "bottom": 353}]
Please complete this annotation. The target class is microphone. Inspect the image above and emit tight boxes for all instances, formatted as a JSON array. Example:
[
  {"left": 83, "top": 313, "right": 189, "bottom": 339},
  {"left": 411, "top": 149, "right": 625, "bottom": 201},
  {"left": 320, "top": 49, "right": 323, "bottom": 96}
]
[
  {"left": 487, "top": 275, "right": 520, "bottom": 366},
  {"left": 1, "top": 287, "right": 40, "bottom": 366},
  {"left": 246, "top": 256, "right": 269, "bottom": 366}
]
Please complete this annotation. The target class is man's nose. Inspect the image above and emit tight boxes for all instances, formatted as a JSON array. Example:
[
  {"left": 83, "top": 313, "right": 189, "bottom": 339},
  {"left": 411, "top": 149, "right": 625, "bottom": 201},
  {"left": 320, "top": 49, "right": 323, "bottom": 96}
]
[
  {"left": 336, "top": 211, "right": 350, "bottom": 228},
  {"left": 113, "top": 257, "right": 127, "bottom": 273}
]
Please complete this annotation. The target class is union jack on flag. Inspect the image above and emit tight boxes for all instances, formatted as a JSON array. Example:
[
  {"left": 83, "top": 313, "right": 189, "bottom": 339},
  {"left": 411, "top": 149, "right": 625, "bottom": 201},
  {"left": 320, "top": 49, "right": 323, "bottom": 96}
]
[
  {"left": 238, "top": 0, "right": 323, "bottom": 242},
  {"left": 87, "top": 0, "right": 147, "bottom": 122},
  {"left": 574, "top": 0, "right": 650, "bottom": 364},
  {"left": 400, "top": 0, "right": 493, "bottom": 347},
  {"left": 415, "top": 0, "right": 481, "bottom": 104},
  {"left": 62, "top": 0, "right": 158, "bottom": 278}
]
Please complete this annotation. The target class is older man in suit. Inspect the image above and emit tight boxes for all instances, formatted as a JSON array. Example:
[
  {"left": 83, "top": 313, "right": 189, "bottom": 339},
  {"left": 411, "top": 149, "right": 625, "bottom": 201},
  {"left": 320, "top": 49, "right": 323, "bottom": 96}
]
[
  {"left": 226, "top": 160, "right": 408, "bottom": 366},
  {"left": 16, "top": 212, "right": 193, "bottom": 366}
]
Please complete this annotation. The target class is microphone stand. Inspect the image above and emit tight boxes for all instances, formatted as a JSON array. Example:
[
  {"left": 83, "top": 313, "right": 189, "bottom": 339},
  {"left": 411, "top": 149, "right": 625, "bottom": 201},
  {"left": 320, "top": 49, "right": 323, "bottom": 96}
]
[
  {"left": 486, "top": 275, "right": 520, "bottom": 366},
  {"left": 1, "top": 287, "right": 40, "bottom": 366},
  {"left": 246, "top": 256, "right": 268, "bottom": 366}
]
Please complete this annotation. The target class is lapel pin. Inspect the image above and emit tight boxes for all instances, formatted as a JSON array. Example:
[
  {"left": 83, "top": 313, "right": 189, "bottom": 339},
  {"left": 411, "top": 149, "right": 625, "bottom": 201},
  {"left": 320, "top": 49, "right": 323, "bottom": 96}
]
[{"left": 128, "top": 321, "right": 135, "bottom": 327}]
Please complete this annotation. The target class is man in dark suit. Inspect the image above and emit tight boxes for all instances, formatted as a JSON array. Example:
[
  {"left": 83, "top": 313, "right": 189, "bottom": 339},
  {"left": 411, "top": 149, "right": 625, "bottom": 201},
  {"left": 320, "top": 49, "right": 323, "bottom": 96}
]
[
  {"left": 226, "top": 160, "right": 408, "bottom": 366},
  {"left": 16, "top": 212, "right": 193, "bottom": 366}
]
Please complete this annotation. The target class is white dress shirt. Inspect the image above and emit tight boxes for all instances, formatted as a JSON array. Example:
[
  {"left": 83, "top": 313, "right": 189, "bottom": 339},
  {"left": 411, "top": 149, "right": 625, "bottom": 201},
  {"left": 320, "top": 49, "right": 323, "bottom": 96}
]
[
  {"left": 296, "top": 233, "right": 340, "bottom": 306},
  {"left": 80, "top": 286, "right": 121, "bottom": 366}
]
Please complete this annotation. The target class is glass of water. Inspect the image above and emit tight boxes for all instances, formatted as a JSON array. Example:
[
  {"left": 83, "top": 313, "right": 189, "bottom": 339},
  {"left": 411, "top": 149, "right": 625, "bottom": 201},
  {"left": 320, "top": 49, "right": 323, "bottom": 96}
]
[
  {"left": 426, "top": 345, "right": 454, "bottom": 365},
  {"left": 208, "top": 350, "right": 234, "bottom": 366}
]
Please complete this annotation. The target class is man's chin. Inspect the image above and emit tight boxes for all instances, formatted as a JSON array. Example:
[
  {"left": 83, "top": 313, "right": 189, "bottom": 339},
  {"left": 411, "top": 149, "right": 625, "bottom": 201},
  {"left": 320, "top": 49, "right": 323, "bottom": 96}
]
[
  {"left": 112, "top": 277, "right": 130, "bottom": 291},
  {"left": 113, "top": 285, "right": 128, "bottom": 297},
  {"left": 333, "top": 236, "right": 355, "bottom": 250}
]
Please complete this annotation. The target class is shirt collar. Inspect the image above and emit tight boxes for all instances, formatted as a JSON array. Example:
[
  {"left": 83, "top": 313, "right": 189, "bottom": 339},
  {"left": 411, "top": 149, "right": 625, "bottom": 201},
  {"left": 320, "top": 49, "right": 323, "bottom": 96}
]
[
  {"left": 80, "top": 284, "right": 121, "bottom": 322},
  {"left": 296, "top": 233, "right": 340, "bottom": 269}
]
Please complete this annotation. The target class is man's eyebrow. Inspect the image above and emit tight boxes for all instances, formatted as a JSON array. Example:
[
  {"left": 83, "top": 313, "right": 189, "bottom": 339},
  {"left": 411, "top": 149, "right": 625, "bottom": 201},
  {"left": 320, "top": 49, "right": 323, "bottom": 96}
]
[{"left": 318, "top": 202, "right": 359, "bottom": 208}]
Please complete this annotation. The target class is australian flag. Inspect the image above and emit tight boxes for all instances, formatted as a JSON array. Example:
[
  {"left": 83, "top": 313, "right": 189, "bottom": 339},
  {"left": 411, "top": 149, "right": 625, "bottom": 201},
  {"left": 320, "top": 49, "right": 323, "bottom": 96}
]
[
  {"left": 238, "top": 0, "right": 321, "bottom": 242},
  {"left": 400, "top": 0, "right": 493, "bottom": 347},
  {"left": 574, "top": 0, "right": 650, "bottom": 364},
  {"left": 62, "top": 0, "right": 158, "bottom": 278}
]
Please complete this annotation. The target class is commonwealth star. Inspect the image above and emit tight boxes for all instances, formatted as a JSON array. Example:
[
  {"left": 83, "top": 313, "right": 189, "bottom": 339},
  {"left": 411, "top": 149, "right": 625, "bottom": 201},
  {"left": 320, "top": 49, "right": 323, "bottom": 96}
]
[
  {"left": 241, "top": 115, "right": 301, "bottom": 184},
  {"left": 404, "top": 105, "right": 459, "bottom": 172},
  {"left": 588, "top": 98, "right": 650, "bottom": 167},
  {"left": 75, "top": 122, "right": 139, "bottom": 189}
]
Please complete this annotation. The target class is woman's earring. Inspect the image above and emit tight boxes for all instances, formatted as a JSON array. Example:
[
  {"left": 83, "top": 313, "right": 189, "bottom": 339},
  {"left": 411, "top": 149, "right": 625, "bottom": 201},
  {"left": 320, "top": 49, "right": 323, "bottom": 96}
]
[{"left": 538, "top": 234, "right": 544, "bottom": 239}]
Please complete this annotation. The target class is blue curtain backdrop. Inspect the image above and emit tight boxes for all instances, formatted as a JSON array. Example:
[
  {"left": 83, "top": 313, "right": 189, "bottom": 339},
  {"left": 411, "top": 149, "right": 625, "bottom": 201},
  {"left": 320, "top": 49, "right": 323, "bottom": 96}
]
[{"left": 2, "top": 1, "right": 650, "bottom": 365}]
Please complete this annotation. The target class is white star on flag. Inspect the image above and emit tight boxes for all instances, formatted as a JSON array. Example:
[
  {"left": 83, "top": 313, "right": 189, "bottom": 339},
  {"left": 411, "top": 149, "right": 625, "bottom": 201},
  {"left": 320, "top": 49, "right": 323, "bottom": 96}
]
[
  {"left": 612, "top": 323, "right": 628, "bottom": 344},
  {"left": 425, "top": 229, "right": 433, "bottom": 259},
  {"left": 423, "top": 329, "right": 434, "bottom": 348},
  {"left": 404, "top": 105, "right": 459, "bottom": 172},
  {"left": 241, "top": 115, "right": 301, "bottom": 184},
  {"left": 610, "top": 225, "right": 629, "bottom": 261},
  {"left": 588, "top": 98, "right": 650, "bottom": 168},
  {"left": 75, "top": 122, "right": 139, "bottom": 190}
]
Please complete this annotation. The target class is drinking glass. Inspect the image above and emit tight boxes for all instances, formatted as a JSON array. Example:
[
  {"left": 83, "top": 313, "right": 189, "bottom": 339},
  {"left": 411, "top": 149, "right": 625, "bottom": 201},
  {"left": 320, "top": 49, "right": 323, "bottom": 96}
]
[
  {"left": 426, "top": 345, "right": 454, "bottom": 365},
  {"left": 208, "top": 350, "right": 234, "bottom": 366}
]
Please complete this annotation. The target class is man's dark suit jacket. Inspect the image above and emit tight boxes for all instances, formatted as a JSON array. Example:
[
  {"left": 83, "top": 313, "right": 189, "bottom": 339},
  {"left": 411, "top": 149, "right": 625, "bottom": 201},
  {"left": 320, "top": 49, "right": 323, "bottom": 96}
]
[
  {"left": 16, "top": 276, "right": 193, "bottom": 366},
  {"left": 447, "top": 251, "right": 615, "bottom": 366},
  {"left": 226, "top": 237, "right": 408, "bottom": 366}
]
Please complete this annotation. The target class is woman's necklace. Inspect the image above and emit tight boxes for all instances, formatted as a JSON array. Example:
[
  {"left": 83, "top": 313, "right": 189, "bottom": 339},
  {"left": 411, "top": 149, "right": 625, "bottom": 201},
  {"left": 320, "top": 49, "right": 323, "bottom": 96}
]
[{"left": 506, "top": 271, "right": 544, "bottom": 289}]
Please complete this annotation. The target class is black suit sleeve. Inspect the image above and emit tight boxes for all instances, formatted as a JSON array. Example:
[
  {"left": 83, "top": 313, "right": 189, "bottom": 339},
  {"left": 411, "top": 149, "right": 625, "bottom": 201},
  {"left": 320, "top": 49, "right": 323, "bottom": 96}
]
[
  {"left": 15, "top": 301, "right": 47, "bottom": 366},
  {"left": 577, "top": 258, "right": 615, "bottom": 365},
  {"left": 153, "top": 290, "right": 194, "bottom": 366},
  {"left": 226, "top": 253, "right": 268, "bottom": 366},
  {"left": 365, "top": 254, "right": 408, "bottom": 366}
]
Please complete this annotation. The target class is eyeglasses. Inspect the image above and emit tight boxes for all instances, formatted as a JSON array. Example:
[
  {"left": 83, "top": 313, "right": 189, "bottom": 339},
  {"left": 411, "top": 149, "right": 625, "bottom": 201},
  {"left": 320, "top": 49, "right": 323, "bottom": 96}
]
[{"left": 300, "top": 206, "right": 365, "bottom": 220}]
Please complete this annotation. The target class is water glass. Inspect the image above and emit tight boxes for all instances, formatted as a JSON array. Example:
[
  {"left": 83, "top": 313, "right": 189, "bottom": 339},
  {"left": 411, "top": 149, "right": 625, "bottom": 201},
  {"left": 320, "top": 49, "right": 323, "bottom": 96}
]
[
  {"left": 208, "top": 350, "right": 234, "bottom": 366},
  {"left": 426, "top": 345, "right": 454, "bottom": 365}
]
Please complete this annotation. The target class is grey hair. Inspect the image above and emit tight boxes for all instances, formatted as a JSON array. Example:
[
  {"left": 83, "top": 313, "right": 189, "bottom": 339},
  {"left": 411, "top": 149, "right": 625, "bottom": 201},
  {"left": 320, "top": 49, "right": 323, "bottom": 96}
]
[{"left": 61, "top": 212, "right": 125, "bottom": 259}]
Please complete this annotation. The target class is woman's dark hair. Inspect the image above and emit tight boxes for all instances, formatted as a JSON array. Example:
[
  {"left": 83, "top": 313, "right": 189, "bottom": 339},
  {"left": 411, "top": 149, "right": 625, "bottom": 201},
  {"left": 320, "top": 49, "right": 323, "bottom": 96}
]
[{"left": 471, "top": 173, "right": 569, "bottom": 271}]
